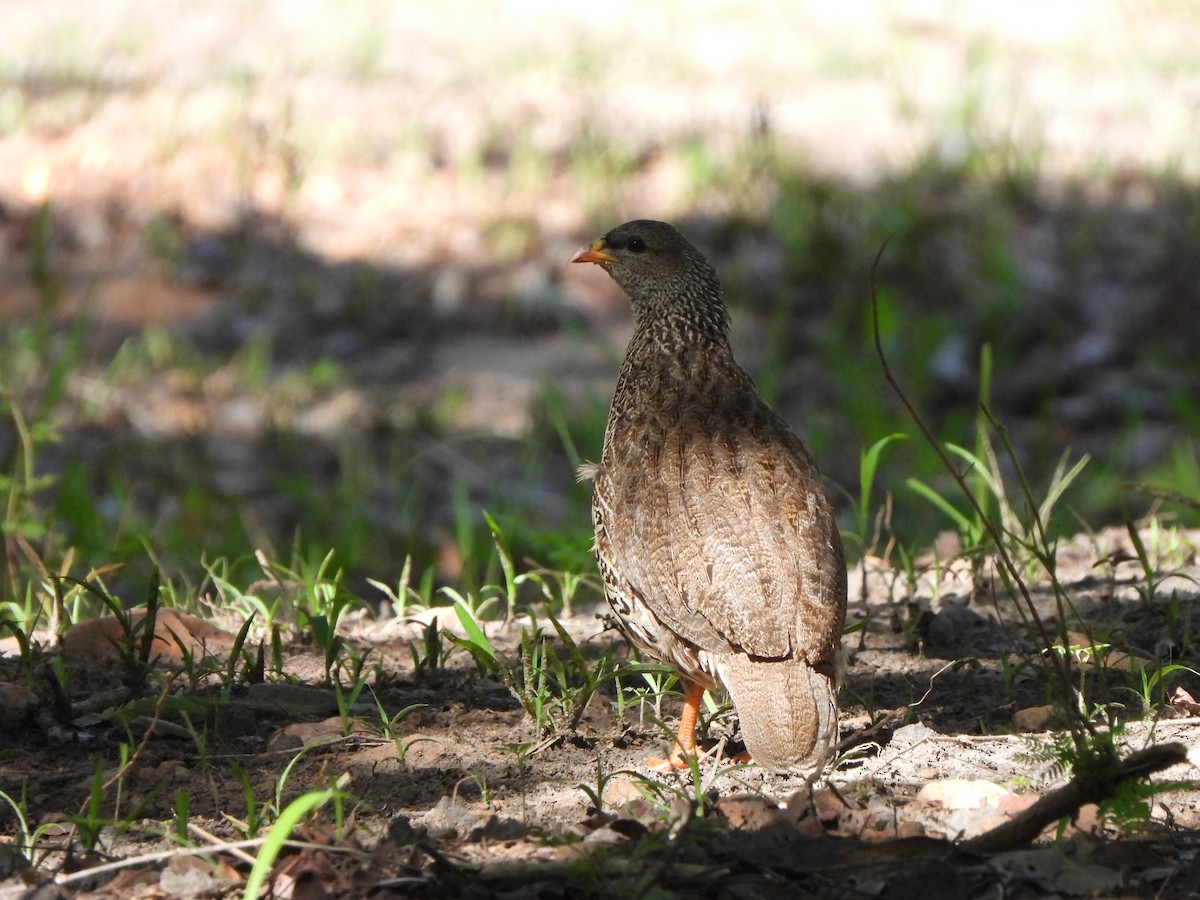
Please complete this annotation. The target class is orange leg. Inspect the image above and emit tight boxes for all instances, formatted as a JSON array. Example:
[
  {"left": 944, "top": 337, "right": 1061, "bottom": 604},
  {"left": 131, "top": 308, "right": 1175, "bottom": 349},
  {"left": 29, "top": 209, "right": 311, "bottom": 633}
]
[{"left": 648, "top": 680, "right": 706, "bottom": 771}]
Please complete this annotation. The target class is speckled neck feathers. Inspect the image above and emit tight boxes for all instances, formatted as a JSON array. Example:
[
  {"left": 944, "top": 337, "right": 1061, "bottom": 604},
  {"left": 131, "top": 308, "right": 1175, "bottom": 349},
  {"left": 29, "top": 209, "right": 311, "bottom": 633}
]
[{"left": 625, "top": 250, "right": 731, "bottom": 351}]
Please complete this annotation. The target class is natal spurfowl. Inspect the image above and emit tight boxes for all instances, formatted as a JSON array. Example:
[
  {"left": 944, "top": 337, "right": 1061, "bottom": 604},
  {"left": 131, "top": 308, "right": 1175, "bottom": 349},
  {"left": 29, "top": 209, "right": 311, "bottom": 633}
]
[{"left": 572, "top": 220, "right": 846, "bottom": 774}]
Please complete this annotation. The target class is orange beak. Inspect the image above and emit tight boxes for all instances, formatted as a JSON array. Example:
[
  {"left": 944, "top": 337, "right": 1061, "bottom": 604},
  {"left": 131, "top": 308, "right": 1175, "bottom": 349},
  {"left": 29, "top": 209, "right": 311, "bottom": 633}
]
[{"left": 570, "top": 239, "right": 618, "bottom": 265}]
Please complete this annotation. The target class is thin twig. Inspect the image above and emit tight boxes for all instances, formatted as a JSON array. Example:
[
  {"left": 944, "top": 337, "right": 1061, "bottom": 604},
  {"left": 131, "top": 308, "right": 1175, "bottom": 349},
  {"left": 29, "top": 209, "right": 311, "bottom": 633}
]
[
  {"left": 867, "top": 237, "right": 1086, "bottom": 746},
  {"left": 835, "top": 659, "right": 958, "bottom": 754},
  {"left": 55, "top": 835, "right": 365, "bottom": 886},
  {"left": 187, "top": 822, "right": 258, "bottom": 866}
]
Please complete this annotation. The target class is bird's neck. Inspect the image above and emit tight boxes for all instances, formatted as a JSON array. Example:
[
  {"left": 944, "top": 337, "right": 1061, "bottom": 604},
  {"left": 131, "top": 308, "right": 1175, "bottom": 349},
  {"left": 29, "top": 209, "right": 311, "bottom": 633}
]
[
  {"left": 627, "top": 279, "right": 733, "bottom": 358},
  {"left": 614, "top": 296, "right": 748, "bottom": 416},
  {"left": 626, "top": 314, "right": 732, "bottom": 362}
]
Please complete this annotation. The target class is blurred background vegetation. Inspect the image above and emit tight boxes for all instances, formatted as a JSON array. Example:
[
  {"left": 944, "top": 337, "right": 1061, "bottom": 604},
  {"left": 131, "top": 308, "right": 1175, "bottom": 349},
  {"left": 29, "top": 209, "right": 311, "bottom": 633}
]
[{"left": 1, "top": 0, "right": 1198, "bottom": 598}]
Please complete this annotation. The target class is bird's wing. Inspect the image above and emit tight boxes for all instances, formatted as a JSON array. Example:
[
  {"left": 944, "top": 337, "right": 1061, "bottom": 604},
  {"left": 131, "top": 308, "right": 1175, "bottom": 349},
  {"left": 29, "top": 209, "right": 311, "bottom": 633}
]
[{"left": 600, "top": 404, "right": 844, "bottom": 662}]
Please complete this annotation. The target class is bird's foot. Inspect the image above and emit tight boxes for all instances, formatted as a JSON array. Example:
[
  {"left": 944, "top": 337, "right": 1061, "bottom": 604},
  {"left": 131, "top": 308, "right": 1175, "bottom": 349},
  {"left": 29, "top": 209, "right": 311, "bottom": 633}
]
[
  {"left": 647, "top": 749, "right": 697, "bottom": 772},
  {"left": 647, "top": 744, "right": 751, "bottom": 772}
]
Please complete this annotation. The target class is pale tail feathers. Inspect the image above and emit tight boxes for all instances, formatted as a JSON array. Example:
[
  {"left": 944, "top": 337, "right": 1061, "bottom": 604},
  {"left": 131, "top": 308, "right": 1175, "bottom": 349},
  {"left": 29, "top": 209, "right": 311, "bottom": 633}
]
[{"left": 718, "top": 654, "right": 838, "bottom": 775}]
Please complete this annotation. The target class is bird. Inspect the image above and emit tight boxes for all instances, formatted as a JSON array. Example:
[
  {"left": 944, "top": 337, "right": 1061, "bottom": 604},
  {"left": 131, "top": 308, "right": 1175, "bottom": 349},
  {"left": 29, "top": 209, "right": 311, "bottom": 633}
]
[{"left": 571, "top": 219, "right": 846, "bottom": 774}]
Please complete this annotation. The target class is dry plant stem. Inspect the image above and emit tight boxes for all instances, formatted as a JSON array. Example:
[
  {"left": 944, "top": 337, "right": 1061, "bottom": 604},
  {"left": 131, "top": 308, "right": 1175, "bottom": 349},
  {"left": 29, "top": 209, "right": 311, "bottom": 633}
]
[
  {"left": 867, "top": 238, "right": 1084, "bottom": 744},
  {"left": 187, "top": 822, "right": 259, "bottom": 866},
  {"left": 836, "top": 660, "right": 959, "bottom": 755},
  {"left": 1120, "top": 482, "right": 1200, "bottom": 513},
  {"left": 138, "top": 567, "right": 160, "bottom": 669},
  {"left": 55, "top": 836, "right": 363, "bottom": 886},
  {"left": 12, "top": 534, "right": 58, "bottom": 641},
  {"left": 961, "top": 742, "right": 1188, "bottom": 854},
  {"left": 101, "top": 680, "right": 173, "bottom": 794}
]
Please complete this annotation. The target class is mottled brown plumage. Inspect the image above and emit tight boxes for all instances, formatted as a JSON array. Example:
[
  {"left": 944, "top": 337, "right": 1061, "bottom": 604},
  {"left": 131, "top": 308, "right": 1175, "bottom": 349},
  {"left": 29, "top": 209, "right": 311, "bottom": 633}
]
[{"left": 571, "top": 220, "right": 846, "bottom": 774}]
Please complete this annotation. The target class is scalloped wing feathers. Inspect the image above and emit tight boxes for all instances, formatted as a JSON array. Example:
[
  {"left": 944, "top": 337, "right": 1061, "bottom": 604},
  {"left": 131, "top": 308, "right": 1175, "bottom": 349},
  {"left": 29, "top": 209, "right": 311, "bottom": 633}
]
[{"left": 596, "top": 384, "right": 844, "bottom": 664}]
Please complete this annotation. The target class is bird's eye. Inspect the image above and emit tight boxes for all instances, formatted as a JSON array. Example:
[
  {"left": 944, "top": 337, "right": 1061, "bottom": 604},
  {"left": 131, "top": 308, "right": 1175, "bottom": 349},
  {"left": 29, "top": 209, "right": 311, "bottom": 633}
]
[{"left": 627, "top": 237, "right": 646, "bottom": 253}]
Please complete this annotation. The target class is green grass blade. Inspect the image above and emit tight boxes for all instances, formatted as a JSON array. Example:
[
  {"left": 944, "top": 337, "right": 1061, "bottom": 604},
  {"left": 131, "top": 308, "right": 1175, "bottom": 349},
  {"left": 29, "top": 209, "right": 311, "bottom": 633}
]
[
  {"left": 452, "top": 599, "right": 496, "bottom": 662},
  {"left": 242, "top": 786, "right": 338, "bottom": 900},
  {"left": 906, "top": 477, "right": 973, "bottom": 534}
]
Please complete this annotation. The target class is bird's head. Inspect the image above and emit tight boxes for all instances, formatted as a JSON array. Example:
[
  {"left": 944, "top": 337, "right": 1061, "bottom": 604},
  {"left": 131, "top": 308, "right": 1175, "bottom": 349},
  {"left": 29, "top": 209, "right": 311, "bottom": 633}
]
[{"left": 571, "top": 220, "right": 728, "bottom": 336}]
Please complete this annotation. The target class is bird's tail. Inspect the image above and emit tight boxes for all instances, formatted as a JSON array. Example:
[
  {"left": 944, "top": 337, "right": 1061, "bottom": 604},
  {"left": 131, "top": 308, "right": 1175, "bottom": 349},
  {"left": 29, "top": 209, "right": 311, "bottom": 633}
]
[{"left": 718, "top": 654, "right": 838, "bottom": 774}]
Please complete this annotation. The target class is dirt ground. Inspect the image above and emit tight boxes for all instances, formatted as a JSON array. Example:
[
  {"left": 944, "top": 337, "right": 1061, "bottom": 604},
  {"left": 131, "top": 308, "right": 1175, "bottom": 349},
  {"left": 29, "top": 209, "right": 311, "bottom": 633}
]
[{"left": 3, "top": 526, "right": 1200, "bottom": 897}]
